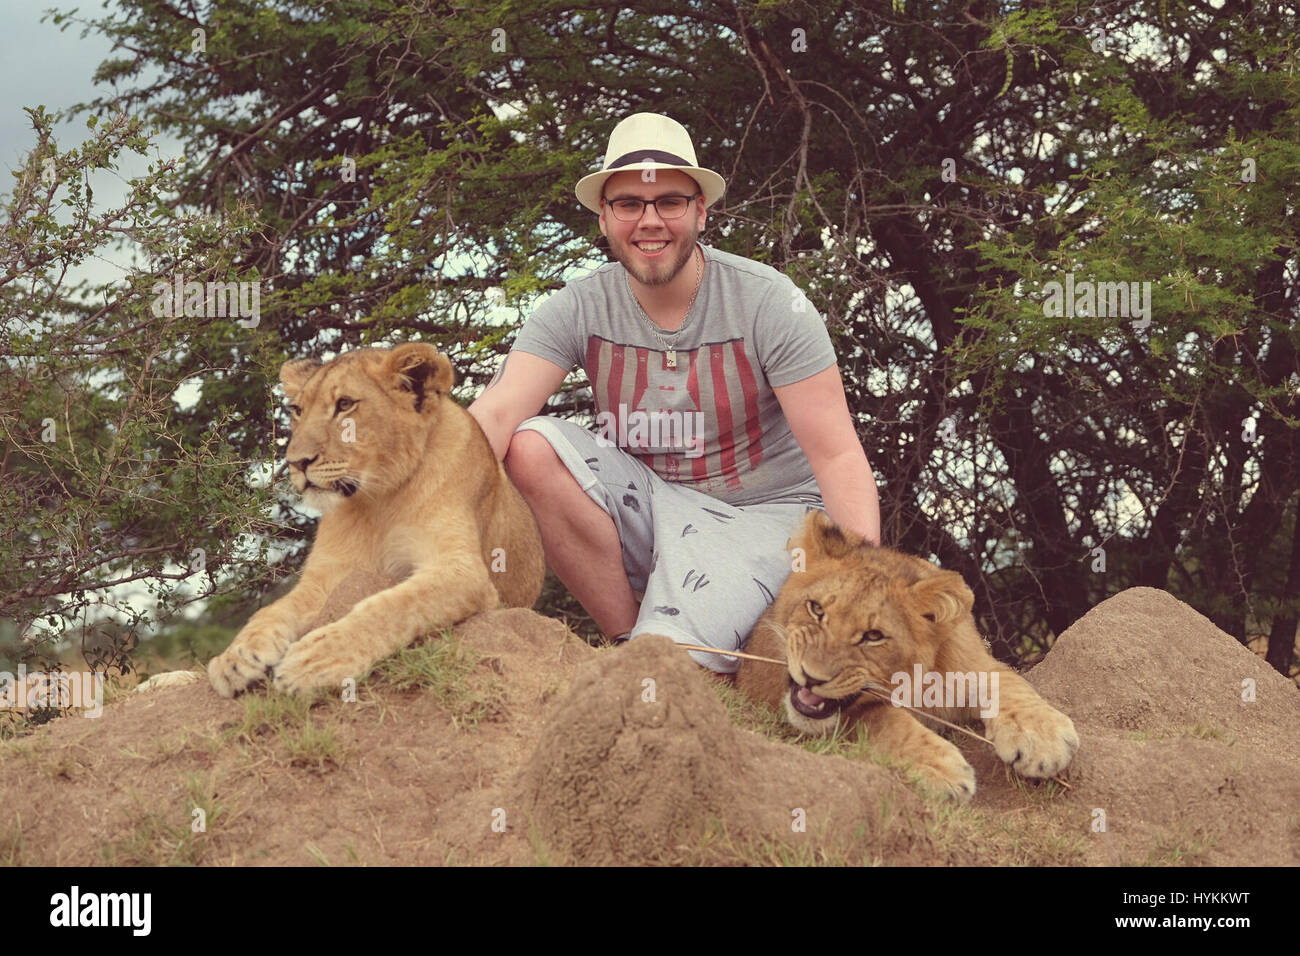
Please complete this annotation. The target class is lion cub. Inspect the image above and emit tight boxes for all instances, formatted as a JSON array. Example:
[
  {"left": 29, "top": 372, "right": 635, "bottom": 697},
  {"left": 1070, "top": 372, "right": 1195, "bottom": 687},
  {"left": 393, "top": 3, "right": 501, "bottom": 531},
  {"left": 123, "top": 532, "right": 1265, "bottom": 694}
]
[
  {"left": 735, "top": 512, "right": 1078, "bottom": 802},
  {"left": 208, "top": 343, "right": 545, "bottom": 698}
]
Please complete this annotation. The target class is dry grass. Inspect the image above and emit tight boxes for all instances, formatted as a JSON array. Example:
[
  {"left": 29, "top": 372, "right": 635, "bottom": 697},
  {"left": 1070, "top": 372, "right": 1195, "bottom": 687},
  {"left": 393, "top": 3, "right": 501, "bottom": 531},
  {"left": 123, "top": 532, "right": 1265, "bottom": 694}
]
[
  {"left": 97, "top": 773, "right": 227, "bottom": 866},
  {"left": 0, "top": 813, "right": 24, "bottom": 865},
  {"left": 1136, "top": 823, "right": 1222, "bottom": 866}
]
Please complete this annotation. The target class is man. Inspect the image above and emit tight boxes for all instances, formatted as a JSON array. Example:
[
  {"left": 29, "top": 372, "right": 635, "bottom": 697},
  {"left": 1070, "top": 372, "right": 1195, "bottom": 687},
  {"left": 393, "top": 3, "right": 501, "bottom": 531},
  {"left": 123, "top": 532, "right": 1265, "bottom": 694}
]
[{"left": 468, "top": 112, "right": 880, "bottom": 672}]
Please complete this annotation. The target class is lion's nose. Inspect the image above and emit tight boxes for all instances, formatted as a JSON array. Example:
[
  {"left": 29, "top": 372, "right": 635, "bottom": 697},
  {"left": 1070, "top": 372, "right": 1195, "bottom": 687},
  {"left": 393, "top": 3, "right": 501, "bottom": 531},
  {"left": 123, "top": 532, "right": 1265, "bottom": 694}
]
[{"left": 290, "top": 454, "right": 318, "bottom": 472}]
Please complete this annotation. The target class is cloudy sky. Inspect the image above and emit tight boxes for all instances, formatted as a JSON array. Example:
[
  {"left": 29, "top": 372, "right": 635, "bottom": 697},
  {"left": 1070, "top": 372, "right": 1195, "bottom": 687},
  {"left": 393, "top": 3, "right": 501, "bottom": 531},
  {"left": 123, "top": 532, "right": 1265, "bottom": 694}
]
[
  {"left": 1, "top": 4, "right": 191, "bottom": 294},
  {"left": 1, "top": 5, "right": 120, "bottom": 176}
]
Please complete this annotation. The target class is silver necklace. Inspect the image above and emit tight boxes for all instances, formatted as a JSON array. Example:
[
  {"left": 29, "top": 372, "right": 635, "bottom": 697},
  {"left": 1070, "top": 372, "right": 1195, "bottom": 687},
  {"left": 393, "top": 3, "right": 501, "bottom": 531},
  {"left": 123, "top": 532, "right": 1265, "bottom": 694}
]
[{"left": 627, "top": 244, "right": 703, "bottom": 369}]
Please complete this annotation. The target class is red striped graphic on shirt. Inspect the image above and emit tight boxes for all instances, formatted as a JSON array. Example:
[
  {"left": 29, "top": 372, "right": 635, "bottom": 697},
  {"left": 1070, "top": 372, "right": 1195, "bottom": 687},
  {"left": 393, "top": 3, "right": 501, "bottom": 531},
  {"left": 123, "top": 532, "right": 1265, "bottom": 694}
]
[
  {"left": 733, "top": 338, "right": 764, "bottom": 472},
  {"left": 708, "top": 342, "right": 740, "bottom": 490},
  {"left": 684, "top": 350, "right": 707, "bottom": 484},
  {"left": 585, "top": 335, "right": 763, "bottom": 492}
]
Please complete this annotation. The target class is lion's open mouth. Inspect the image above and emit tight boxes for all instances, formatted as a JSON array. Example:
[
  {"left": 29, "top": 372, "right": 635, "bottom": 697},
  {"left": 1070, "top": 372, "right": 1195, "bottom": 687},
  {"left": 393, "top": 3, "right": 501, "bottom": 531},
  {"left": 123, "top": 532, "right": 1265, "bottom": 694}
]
[
  {"left": 336, "top": 479, "right": 358, "bottom": 498},
  {"left": 788, "top": 680, "right": 849, "bottom": 720}
]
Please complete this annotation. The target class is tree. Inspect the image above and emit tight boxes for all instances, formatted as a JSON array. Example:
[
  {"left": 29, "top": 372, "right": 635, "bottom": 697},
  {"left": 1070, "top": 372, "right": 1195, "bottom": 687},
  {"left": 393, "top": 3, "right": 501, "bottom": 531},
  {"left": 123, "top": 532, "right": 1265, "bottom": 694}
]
[
  {"left": 7, "top": 0, "right": 1296, "bottom": 677},
  {"left": 1, "top": 106, "right": 285, "bottom": 666}
]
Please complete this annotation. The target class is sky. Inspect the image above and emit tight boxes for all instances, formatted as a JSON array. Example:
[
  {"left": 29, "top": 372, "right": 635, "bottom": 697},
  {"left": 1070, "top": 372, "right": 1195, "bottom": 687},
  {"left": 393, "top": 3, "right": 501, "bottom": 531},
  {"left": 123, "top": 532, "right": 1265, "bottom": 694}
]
[
  {"left": 0, "top": 5, "right": 103, "bottom": 166},
  {"left": 0, "top": 2, "right": 185, "bottom": 287},
  {"left": 2, "top": 4, "right": 126, "bottom": 181}
]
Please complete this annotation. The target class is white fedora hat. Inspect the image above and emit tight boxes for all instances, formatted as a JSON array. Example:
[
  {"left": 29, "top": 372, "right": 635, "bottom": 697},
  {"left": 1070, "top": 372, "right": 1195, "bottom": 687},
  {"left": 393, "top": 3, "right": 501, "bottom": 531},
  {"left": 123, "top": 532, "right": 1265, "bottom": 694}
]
[{"left": 575, "top": 112, "right": 726, "bottom": 214}]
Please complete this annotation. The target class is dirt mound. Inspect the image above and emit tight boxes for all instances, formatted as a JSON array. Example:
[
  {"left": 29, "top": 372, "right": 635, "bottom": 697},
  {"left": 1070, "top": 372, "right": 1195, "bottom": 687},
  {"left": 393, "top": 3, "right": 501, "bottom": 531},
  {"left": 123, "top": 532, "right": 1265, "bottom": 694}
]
[
  {"left": 304, "top": 570, "right": 400, "bottom": 632},
  {"left": 0, "top": 586, "right": 1296, "bottom": 865},
  {"left": 515, "top": 633, "right": 939, "bottom": 865},
  {"left": 520, "top": 635, "right": 744, "bottom": 864},
  {"left": 1030, "top": 587, "right": 1300, "bottom": 753},
  {"left": 964, "top": 587, "right": 1300, "bottom": 865}
]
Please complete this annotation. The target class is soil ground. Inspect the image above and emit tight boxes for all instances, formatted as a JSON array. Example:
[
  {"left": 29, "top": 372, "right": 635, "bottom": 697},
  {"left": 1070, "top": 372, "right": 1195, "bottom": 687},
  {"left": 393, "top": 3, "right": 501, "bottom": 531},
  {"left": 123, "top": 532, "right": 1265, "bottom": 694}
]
[{"left": 1, "top": 586, "right": 1297, "bottom": 866}]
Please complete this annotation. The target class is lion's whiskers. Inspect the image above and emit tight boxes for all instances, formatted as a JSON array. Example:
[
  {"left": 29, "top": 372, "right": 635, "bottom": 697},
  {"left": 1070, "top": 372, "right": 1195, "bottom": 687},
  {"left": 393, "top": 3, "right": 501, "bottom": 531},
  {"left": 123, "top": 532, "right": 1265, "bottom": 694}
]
[
  {"left": 346, "top": 467, "right": 401, "bottom": 497},
  {"left": 757, "top": 618, "right": 792, "bottom": 648}
]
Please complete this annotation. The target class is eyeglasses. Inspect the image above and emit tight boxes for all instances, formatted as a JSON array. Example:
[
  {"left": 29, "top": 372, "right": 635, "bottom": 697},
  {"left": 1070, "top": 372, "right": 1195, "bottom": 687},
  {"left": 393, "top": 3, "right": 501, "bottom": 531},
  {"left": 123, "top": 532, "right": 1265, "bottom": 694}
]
[{"left": 603, "top": 193, "right": 700, "bottom": 222}]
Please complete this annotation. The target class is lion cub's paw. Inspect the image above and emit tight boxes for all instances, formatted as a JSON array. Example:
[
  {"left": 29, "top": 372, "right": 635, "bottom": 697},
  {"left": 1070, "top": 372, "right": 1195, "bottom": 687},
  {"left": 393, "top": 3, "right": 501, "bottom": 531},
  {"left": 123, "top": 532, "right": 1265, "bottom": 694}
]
[
  {"left": 909, "top": 739, "right": 977, "bottom": 804},
  {"left": 271, "top": 624, "right": 366, "bottom": 697},
  {"left": 208, "top": 629, "right": 289, "bottom": 698},
  {"left": 986, "top": 704, "right": 1079, "bottom": 779}
]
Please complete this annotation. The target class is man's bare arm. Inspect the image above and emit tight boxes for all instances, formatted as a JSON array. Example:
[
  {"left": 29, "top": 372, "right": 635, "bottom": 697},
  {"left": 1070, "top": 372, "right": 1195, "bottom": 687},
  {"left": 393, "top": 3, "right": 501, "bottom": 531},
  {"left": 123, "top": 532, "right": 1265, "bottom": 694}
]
[
  {"left": 774, "top": 364, "right": 882, "bottom": 545},
  {"left": 467, "top": 351, "right": 570, "bottom": 461}
]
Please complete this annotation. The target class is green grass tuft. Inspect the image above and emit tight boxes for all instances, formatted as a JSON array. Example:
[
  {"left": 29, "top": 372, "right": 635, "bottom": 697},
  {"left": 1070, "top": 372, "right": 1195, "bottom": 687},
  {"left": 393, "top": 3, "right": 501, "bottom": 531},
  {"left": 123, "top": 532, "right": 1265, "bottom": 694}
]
[
  {"left": 0, "top": 813, "right": 24, "bottom": 865},
  {"left": 373, "top": 629, "right": 505, "bottom": 729},
  {"left": 281, "top": 720, "right": 346, "bottom": 771}
]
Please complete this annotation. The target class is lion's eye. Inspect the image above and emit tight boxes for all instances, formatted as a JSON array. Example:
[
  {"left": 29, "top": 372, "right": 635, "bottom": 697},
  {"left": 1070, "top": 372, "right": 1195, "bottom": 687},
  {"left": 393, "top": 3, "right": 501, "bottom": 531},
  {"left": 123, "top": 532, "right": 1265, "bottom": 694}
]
[
  {"left": 335, "top": 397, "right": 356, "bottom": 415},
  {"left": 288, "top": 404, "right": 301, "bottom": 418},
  {"left": 857, "top": 629, "right": 887, "bottom": 646},
  {"left": 806, "top": 599, "right": 825, "bottom": 622}
]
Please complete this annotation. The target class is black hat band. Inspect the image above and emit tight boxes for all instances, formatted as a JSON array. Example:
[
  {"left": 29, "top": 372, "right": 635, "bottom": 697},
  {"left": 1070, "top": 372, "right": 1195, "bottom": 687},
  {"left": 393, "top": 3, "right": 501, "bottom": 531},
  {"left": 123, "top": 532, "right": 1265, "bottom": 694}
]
[{"left": 605, "top": 149, "right": 694, "bottom": 170}]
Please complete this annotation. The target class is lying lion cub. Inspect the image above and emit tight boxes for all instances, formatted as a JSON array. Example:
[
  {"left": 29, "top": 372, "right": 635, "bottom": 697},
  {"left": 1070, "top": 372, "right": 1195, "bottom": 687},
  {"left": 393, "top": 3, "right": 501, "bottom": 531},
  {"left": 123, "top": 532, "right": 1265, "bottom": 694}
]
[
  {"left": 735, "top": 512, "right": 1078, "bottom": 802},
  {"left": 208, "top": 343, "right": 544, "bottom": 697}
]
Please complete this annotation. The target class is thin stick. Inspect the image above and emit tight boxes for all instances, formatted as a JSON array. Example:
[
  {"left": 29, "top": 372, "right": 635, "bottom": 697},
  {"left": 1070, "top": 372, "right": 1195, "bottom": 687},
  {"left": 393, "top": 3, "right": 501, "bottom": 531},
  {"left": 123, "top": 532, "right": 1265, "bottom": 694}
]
[
  {"left": 670, "top": 642, "right": 787, "bottom": 665},
  {"left": 861, "top": 687, "right": 1075, "bottom": 794},
  {"left": 857, "top": 684, "right": 1000, "bottom": 746},
  {"left": 673, "top": 641, "right": 1074, "bottom": 792}
]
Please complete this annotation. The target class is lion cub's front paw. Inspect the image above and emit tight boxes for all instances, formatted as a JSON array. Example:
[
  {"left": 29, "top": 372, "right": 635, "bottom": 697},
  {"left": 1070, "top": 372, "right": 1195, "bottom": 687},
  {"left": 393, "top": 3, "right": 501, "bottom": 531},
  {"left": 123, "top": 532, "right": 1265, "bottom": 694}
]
[
  {"left": 986, "top": 703, "right": 1079, "bottom": 779},
  {"left": 271, "top": 624, "right": 367, "bottom": 697},
  {"left": 909, "top": 739, "right": 977, "bottom": 804},
  {"left": 208, "top": 629, "right": 290, "bottom": 698}
]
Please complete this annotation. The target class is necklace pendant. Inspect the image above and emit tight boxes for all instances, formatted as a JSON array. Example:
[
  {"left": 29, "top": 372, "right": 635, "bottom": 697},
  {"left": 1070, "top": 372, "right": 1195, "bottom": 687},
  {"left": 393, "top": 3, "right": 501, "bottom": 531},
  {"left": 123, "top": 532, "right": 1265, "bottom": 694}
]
[{"left": 665, "top": 348, "right": 677, "bottom": 369}]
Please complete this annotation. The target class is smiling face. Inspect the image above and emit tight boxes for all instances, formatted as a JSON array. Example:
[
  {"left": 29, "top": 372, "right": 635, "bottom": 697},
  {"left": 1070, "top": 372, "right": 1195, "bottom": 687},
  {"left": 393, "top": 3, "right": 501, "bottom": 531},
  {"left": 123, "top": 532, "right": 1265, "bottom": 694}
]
[{"left": 598, "top": 169, "right": 707, "bottom": 287}]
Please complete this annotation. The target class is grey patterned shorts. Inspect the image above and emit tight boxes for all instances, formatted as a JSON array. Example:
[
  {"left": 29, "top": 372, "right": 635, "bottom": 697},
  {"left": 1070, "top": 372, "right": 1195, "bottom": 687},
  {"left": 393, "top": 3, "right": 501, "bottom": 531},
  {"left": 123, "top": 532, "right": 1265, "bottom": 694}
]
[{"left": 515, "top": 416, "right": 824, "bottom": 673}]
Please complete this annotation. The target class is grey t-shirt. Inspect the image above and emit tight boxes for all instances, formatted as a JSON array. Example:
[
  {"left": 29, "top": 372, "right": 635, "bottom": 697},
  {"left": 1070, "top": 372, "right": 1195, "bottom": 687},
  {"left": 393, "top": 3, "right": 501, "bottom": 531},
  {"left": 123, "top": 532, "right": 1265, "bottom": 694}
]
[{"left": 510, "top": 242, "right": 837, "bottom": 506}]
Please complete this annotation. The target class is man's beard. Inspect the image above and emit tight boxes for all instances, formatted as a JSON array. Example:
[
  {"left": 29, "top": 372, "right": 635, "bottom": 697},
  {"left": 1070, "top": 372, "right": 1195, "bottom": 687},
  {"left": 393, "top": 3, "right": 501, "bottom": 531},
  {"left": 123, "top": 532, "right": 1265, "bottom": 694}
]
[{"left": 612, "top": 223, "right": 700, "bottom": 287}]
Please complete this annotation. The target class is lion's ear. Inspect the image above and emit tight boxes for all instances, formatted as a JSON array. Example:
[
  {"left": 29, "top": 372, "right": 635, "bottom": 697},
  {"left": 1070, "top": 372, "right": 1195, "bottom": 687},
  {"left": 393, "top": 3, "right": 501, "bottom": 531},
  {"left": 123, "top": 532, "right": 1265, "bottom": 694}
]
[
  {"left": 384, "top": 343, "right": 453, "bottom": 412},
  {"left": 909, "top": 570, "right": 974, "bottom": 625},
  {"left": 789, "top": 510, "right": 860, "bottom": 561},
  {"left": 279, "top": 358, "right": 322, "bottom": 401}
]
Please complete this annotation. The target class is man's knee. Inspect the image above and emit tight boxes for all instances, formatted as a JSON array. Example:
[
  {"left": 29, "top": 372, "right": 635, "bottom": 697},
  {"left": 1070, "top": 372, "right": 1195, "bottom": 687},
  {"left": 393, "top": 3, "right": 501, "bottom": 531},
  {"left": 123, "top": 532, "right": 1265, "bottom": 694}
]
[{"left": 503, "top": 429, "right": 562, "bottom": 495}]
